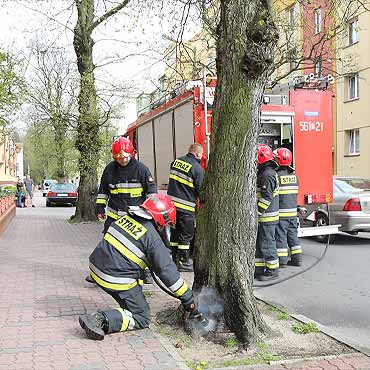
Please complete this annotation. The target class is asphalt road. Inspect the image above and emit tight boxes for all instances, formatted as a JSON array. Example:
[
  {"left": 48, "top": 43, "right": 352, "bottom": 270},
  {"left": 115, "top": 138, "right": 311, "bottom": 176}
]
[{"left": 255, "top": 232, "right": 370, "bottom": 352}]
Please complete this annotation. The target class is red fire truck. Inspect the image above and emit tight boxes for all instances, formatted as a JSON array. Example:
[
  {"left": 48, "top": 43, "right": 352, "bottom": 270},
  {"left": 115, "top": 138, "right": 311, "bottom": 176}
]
[{"left": 125, "top": 76, "right": 339, "bottom": 238}]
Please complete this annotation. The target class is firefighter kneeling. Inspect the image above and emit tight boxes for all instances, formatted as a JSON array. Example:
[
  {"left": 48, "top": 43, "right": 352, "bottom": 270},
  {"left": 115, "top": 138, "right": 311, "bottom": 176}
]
[
  {"left": 274, "top": 147, "right": 302, "bottom": 267},
  {"left": 79, "top": 194, "right": 200, "bottom": 340}
]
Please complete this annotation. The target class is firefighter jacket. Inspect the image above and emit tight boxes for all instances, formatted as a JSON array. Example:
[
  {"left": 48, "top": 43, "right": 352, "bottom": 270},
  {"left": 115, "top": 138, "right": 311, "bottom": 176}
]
[
  {"left": 167, "top": 153, "right": 204, "bottom": 213},
  {"left": 89, "top": 213, "right": 193, "bottom": 306},
  {"left": 257, "top": 162, "right": 279, "bottom": 224},
  {"left": 277, "top": 166, "right": 299, "bottom": 218},
  {"left": 96, "top": 159, "right": 157, "bottom": 220}
]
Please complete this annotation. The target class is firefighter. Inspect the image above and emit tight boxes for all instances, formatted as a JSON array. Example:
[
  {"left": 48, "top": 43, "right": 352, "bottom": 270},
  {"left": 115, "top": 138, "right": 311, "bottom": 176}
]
[
  {"left": 167, "top": 143, "right": 205, "bottom": 272},
  {"left": 79, "top": 194, "right": 201, "bottom": 340},
  {"left": 274, "top": 147, "right": 302, "bottom": 266},
  {"left": 91, "top": 136, "right": 157, "bottom": 284},
  {"left": 255, "top": 144, "right": 280, "bottom": 281}
]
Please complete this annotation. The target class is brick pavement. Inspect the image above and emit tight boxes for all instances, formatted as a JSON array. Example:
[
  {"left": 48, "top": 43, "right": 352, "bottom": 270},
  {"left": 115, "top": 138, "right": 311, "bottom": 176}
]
[{"left": 0, "top": 201, "right": 369, "bottom": 370}]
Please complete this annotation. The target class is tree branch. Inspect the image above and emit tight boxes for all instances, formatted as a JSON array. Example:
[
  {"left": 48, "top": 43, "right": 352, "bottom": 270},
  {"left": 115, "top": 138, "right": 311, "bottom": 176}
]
[{"left": 91, "top": 0, "right": 130, "bottom": 31}]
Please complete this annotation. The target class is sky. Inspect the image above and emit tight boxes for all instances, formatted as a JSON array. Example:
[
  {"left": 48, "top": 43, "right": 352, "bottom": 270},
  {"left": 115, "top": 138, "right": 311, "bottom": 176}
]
[{"left": 0, "top": 0, "right": 201, "bottom": 133}]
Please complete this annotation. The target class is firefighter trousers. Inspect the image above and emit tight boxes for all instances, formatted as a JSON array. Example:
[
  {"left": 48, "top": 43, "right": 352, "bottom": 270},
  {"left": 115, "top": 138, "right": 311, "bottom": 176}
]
[
  {"left": 255, "top": 223, "right": 279, "bottom": 276},
  {"left": 99, "top": 285, "right": 150, "bottom": 334},
  {"left": 275, "top": 217, "right": 302, "bottom": 265},
  {"left": 170, "top": 210, "right": 195, "bottom": 261}
]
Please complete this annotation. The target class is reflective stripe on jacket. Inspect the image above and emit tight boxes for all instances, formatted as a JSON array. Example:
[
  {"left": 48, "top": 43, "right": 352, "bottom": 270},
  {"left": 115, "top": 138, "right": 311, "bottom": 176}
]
[
  {"left": 89, "top": 214, "right": 193, "bottom": 305},
  {"left": 167, "top": 153, "right": 204, "bottom": 213},
  {"left": 257, "top": 162, "right": 279, "bottom": 224},
  {"left": 277, "top": 167, "right": 299, "bottom": 218}
]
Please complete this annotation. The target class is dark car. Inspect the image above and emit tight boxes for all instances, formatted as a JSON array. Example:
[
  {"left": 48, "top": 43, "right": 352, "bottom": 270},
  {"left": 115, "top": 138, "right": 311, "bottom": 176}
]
[{"left": 46, "top": 183, "right": 78, "bottom": 207}]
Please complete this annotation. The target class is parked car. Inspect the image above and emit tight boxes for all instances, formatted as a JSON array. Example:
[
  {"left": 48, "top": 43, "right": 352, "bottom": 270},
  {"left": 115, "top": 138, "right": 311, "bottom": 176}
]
[
  {"left": 42, "top": 179, "right": 58, "bottom": 197},
  {"left": 46, "top": 183, "right": 78, "bottom": 207},
  {"left": 314, "top": 176, "right": 370, "bottom": 241}
]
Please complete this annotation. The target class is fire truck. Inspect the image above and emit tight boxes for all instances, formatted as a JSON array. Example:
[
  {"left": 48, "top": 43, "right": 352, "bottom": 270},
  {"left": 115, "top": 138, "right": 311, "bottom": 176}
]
[{"left": 125, "top": 76, "right": 339, "bottom": 238}]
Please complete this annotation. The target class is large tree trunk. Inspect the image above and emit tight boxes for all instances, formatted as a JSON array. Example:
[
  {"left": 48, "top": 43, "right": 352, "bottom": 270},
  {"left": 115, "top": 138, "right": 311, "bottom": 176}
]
[
  {"left": 194, "top": 0, "right": 278, "bottom": 345},
  {"left": 73, "top": 0, "right": 100, "bottom": 221}
]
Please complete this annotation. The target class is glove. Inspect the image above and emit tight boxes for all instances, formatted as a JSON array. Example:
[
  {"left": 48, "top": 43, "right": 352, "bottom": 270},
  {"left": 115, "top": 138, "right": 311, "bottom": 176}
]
[
  {"left": 182, "top": 300, "right": 196, "bottom": 312},
  {"left": 96, "top": 205, "right": 106, "bottom": 219},
  {"left": 178, "top": 249, "right": 189, "bottom": 262},
  {"left": 97, "top": 213, "right": 106, "bottom": 221}
]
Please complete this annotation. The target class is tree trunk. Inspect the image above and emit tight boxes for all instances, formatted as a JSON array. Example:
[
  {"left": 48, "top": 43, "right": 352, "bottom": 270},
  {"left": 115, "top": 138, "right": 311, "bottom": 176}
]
[
  {"left": 73, "top": 0, "right": 100, "bottom": 221},
  {"left": 194, "top": 0, "right": 278, "bottom": 345}
]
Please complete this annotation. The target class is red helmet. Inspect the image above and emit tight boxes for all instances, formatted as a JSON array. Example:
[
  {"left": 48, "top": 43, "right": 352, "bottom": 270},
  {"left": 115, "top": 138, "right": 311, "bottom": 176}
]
[
  {"left": 274, "top": 147, "right": 292, "bottom": 166},
  {"left": 257, "top": 144, "right": 274, "bottom": 165},
  {"left": 111, "top": 137, "right": 134, "bottom": 160},
  {"left": 142, "top": 194, "right": 176, "bottom": 228}
]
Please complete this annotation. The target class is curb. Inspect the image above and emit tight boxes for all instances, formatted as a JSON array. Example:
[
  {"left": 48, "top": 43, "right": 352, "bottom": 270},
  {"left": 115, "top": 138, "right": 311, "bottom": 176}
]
[
  {"left": 151, "top": 328, "right": 190, "bottom": 370},
  {"left": 254, "top": 293, "right": 370, "bottom": 358}
]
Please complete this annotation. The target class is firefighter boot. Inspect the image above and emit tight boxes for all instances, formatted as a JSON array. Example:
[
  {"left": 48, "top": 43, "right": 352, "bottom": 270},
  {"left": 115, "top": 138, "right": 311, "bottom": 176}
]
[
  {"left": 177, "top": 250, "right": 193, "bottom": 272},
  {"left": 288, "top": 254, "right": 302, "bottom": 267},
  {"left": 142, "top": 268, "right": 153, "bottom": 284},
  {"left": 85, "top": 275, "right": 95, "bottom": 284},
  {"left": 79, "top": 312, "right": 107, "bottom": 340},
  {"left": 256, "top": 268, "right": 279, "bottom": 282}
]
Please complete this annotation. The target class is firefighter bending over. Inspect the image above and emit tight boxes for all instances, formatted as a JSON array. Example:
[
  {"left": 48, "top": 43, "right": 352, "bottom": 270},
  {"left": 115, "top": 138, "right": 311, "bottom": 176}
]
[
  {"left": 79, "top": 194, "right": 201, "bottom": 340},
  {"left": 167, "top": 143, "right": 205, "bottom": 272},
  {"left": 274, "top": 147, "right": 302, "bottom": 267},
  {"left": 255, "top": 144, "right": 280, "bottom": 281},
  {"left": 93, "top": 137, "right": 157, "bottom": 284}
]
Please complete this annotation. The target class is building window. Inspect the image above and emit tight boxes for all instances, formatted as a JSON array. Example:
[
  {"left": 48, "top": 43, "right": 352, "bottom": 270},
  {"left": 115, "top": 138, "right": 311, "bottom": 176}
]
[
  {"left": 314, "top": 58, "right": 322, "bottom": 77},
  {"left": 348, "top": 19, "right": 359, "bottom": 45},
  {"left": 347, "top": 74, "right": 359, "bottom": 100},
  {"left": 314, "top": 8, "right": 322, "bottom": 34},
  {"left": 348, "top": 129, "right": 360, "bottom": 154}
]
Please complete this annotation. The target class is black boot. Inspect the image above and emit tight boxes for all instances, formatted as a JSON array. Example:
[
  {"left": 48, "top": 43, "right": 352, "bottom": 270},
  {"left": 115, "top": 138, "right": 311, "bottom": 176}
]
[
  {"left": 79, "top": 312, "right": 107, "bottom": 340},
  {"left": 85, "top": 275, "right": 95, "bottom": 284},
  {"left": 288, "top": 255, "right": 302, "bottom": 266},
  {"left": 256, "top": 269, "right": 279, "bottom": 282}
]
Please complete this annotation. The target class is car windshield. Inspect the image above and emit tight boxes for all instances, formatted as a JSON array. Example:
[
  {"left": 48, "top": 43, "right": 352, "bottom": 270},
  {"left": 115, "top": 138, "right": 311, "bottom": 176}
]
[
  {"left": 335, "top": 178, "right": 370, "bottom": 193},
  {"left": 50, "top": 183, "right": 75, "bottom": 192}
]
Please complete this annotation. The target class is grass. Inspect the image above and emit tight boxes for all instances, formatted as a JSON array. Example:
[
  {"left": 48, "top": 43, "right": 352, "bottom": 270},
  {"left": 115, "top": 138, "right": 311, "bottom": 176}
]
[
  {"left": 154, "top": 323, "right": 193, "bottom": 345},
  {"left": 224, "top": 336, "right": 238, "bottom": 348},
  {"left": 292, "top": 322, "right": 320, "bottom": 334},
  {"left": 143, "top": 291, "right": 155, "bottom": 298},
  {"left": 267, "top": 305, "right": 291, "bottom": 320}
]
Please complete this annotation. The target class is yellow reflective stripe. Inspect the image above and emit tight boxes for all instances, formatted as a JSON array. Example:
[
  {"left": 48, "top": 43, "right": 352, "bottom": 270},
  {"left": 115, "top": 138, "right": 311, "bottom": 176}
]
[
  {"left": 279, "top": 190, "right": 298, "bottom": 194},
  {"left": 96, "top": 198, "right": 107, "bottom": 205},
  {"left": 279, "top": 212, "right": 297, "bottom": 217},
  {"left": 174, "top": 201, "right": 195, "bottom": 212},
  {"left": 265, "top": 261, "right": 279, "bottom": 269},
  {"left": 89, "top": 270, "right": 138, "bottom": 291},
  {"left": 104, "top": 233, "right": 148, "bottom": 269},
  {"left": 255, "top": 262, "right": 265, "bottom": 267},
  {"left": 277, "top": 251, "right": 289, "bottom": 257},
  {"left": 178, "top": 244, "right": 189, "bottom": 250},
  {"left": 107, "top": 211, "right": 120, "bottom": 219},
  {"left": 115, "top": 308, "right": 130, "bottom": 332},
  {"left": 110, "top": 188, "right": 144, "bottom": 197},
  {"left": 258, "top": 201, "right": 269, "bottom": 210},
  {"left": 174, "top": 282, "right": 189, "bottom": 297},
  {"left": 291, "top": 248, "right": 302, "bottom": 255},
  {"left": 170, "top": 242, "right": 178, "bottom": 247},
  {"left": 169, "top": 174, "right": 194, "bottom": 188},
  {"left": 259, "top": 215, "right": 279, "bottom": 222}
]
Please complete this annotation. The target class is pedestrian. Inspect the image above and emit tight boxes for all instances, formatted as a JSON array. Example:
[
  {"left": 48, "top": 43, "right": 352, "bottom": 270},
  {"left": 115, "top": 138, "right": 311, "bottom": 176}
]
[
  {"left": 16, "top": 177, "right": 24, "bottom": 208},
  {"left": 23, "top": 174, "right": 35, "bottom": 208},
  {"left": 79, "top": 194, "right": 201, "bottom": 340},
  {"left": 91, "top": 136, "right": 157, "bottom": 284},
  {"left": 255, "top": 144, "right": 280, "bottom": 281},
  {"left": 167, "top": 143, "right": 205, "bottom": 272},
  {"left": 274, "top": 147, "right": 302, "bottom": 266}
]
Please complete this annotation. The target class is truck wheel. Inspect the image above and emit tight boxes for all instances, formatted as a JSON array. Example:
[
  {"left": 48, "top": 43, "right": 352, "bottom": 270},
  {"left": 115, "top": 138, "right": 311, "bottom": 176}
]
[{"left": 314, "top": 213, "right": 331, "bottom": 243}]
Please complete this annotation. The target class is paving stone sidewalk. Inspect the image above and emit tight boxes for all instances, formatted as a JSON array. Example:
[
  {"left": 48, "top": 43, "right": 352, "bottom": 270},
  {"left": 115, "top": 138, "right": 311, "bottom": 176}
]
[{"left": 0, "top": 200, "right": 369, "bottom": 370}]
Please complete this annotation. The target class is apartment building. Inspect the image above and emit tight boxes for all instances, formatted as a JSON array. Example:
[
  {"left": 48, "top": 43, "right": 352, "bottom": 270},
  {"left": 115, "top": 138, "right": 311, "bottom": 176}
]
[{"left": 0, "top": 133, "right": 18, "bottom": 183}]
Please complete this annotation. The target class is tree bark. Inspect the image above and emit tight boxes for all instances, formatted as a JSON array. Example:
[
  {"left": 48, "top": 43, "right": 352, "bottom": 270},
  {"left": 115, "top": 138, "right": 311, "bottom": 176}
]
[
  {"left": 194, "top": 0, "right": 278, "bottom": 345},
  {"left": 73, "top": 0, "right": 100, "bottom": 221}
]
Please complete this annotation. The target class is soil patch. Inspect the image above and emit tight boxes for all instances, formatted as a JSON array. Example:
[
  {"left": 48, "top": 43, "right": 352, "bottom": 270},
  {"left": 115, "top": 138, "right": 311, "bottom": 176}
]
[{"left": 146, "top": 285, "right": 354, "bottom": 370}]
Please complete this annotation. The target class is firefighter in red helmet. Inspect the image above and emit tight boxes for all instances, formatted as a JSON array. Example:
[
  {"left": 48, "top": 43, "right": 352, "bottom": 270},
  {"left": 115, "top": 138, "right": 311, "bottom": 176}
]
[
  {"left": 79, "top": 194, "right": 200, "bottom": 340},
  {"left": 91, "top": 136, "right": 157, "bottom": 284},
  {"left": 274, "top": 147, "right": 302, "bottom": 267},
  {"left": 255, "top": 144, "right": 280, "bottom": 281}
]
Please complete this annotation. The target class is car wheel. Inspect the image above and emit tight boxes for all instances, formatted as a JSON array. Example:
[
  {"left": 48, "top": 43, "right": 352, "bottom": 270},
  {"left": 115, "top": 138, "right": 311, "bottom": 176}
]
[
  {"left": 314, "top": 213, "right": 333, "bottom": 243},
  {"left": 46, "top": 201, "right": 51, "bottom": 207}
]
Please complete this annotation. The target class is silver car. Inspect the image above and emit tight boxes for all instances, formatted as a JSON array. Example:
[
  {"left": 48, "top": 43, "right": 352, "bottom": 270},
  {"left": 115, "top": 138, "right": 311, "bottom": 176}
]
[{"left": 315, "top": 177, "right": 370, "bottom": 237}]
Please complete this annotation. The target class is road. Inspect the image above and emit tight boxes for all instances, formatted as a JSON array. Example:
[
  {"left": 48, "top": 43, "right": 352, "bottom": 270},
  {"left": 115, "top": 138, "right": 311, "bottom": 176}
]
[{"left": 255, "top": 232, "right": 370, "bottom": 353}]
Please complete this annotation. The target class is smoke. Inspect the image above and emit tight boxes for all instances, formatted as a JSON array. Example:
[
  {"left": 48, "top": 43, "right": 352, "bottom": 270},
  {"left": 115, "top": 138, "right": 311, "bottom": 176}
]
[{"left": 193, "top": 286, "right": 225, "bottom": 335}]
